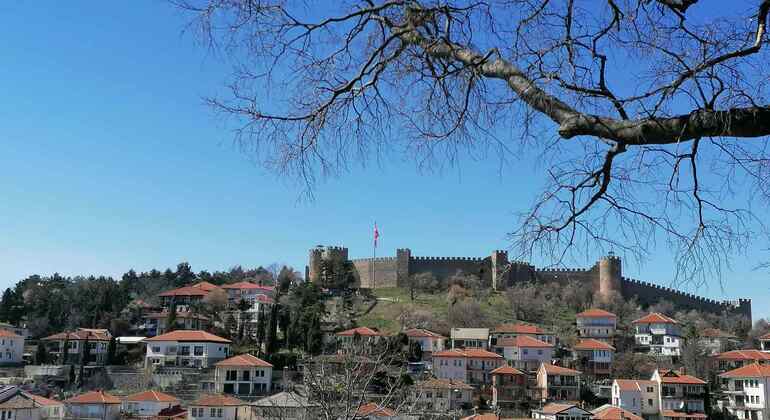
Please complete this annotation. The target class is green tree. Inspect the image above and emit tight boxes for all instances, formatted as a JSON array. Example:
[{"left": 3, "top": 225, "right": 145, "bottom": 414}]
[
  {"left": 107, "top": 337, "right": 117, "bottom": 365},
  {"left": 167, "top": 299, "right": 178, "bottom": 332},
  {"left": 36, "top": 342, "right": 48, "bottom": 364},
  {"left": 255, "top": 305, "right": 267, "bottom": 355}
]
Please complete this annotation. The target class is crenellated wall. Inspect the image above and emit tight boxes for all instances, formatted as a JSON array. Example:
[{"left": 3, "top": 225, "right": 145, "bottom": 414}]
[{"left": 351, "top": 257, "right": 400, "bottom": 288}]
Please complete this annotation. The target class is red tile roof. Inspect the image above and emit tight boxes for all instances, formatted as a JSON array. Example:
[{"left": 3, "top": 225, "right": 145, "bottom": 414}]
[
  {"left": 460, "top": 415, "right": 505, "bottom": 420},
  {"left": 614, "top": 379, "right": 655, "bottom": 392},
  {"left": 404, "top": 328, "right": 445, "bottom": 339},
  {"left": 660, "top": 410, "right": 707, "bottom": 418},
  {"left": 700, "top": 328, "right": 736, "bottom": 338},
  {"left": 192, "top": 282, "right": 221, "bottom": 291},
  {"left": 493, "top": 324, "right": 545, "bottom": 334},
  {"left": 0, "top": 330, "right": 22, "bottom": 338},
  {"left": 355, "top": 402, "right": 395, "bottom": 417},
  {"left": 714, "top": 349, "right": 770, "bottom": 361},
  {"left": 497, "top": 335, "right": 552, "bottom": 348},
  {"left": 433, "top": 348, "right": 503, "bottom": 359},
  {"left": 416, "top": 378, "right": 474, "bottom": 390},
  {"left": 657, "top": 370, "right": 706, "bottom": 385},
  {"left": 574, "top": 338, "right": 615, "bottom": 351},
  {"left": 719, "top": 363, "right": 770, "bottom": 378},
  {"left": 336, "top": 327, "right": 384, "bottom": 337},
  {"left": 143, "top": 330, "right": 231, "bottom": 343},
  {"left": 490, "top": 365, "right": 525, "bottom": 375},
  {"left": 576, "top": 308, "right": 617, "bottom": 318},
  {"left": 43, "top": 329, "right": 110, "bottom": 341},
  {"left": 158, "top": 286, "right": 211, "bottom": 297},
  {"left": 29, "top": 395, "right": 63, "bottom": 407},
  {"left": 540, "top": 403, "right": 585, "bottom": 414},
  {"left": 65, "top": 391, "right": 121, "bottom": 404},
  {"left": 632, "top": 312, "right": 678, "bottom": 324},
  {"left": 125, "top": 390, "right": 179, "bottom": 403},
  {"left": 215, "top": 353, "right": 273, "bottom": 367},
  {"left": 221, "top": 281, "right": 274, "bottom": 291},
  {"left": 191, "top": 394, "right": 245, "bottom": 407},
  {"left": 592, "top": 406, "right": 643, "bottom": 420},
  {"left": 760, "top": 332, "right": 770, "bottom": 340},
  {"left": 144, "top": 311, "right": 209, "bottom": 320},
  {"left": 542, "top": 363, "right": 581, "bottom": 376}
]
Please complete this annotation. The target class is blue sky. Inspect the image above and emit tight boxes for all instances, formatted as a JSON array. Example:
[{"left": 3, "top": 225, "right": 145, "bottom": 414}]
[{"left": 0, "top": 2, "right": 767, "bottom": 321}]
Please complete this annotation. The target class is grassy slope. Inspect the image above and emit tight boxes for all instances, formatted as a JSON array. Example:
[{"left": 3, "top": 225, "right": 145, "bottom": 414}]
[{"left": 355, "top": 287, "right": 568, "bottom": 334}]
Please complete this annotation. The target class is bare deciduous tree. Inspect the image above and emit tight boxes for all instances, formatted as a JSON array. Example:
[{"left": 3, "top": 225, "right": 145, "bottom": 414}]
[{"left": 174, "top": 0, "right": 770, "bottom": 284}]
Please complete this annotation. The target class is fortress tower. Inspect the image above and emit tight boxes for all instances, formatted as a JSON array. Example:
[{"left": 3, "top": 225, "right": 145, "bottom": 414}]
[
  {"left": 597, "top": 253, "right": 622, "bottom": 302},
  {"left": 490, "top": 250, "right": 510, "bottom": 290},
  {"left": 306, "top": 245, "right": 349, "bottom": 283}
]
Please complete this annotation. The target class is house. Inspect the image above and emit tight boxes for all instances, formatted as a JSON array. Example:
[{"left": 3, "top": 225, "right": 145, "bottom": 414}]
[
  {"left": 143, "top": 330, "right": 231, "bottom": 369},
  {"left": 0, "top": 386, "right": 64, "bottom": 420},
  {"left": 0, "top": 323, "right": 30, "bottom": 339},
  {"left": 249, "top": 391, "right": 320, "bottom": 419},
  {"left": 611, "top": 379, "right": 659, "bottom": 417},
  {"left": 450, "top": 328, "right": 490, "bottom": 349},
  {"left": 572, "top": 338, "right": 614, "bottom": 378},
  {"left": 718, "top": 363, "right": 770, "bottom": 420},
  {"left": 41, "top": 329, "right": 111, "bottom": 365},
  {"left": 141, "top": 310, "right": 210, "bottom": 337},
  {"left": 576, "top": 309, "right": 617, "bottom": 344},
  {"left": 122, "top": 390, "right": 180, "bottom": 418},
  {"left": 404, "top": 328, "right": 445, "bottom": 359},
  {"left": 713, "top": 349, "right": 770, "bottom": 374},
  {"left": 432, "top": 348, "right": 504, "bottom": 385},
  {"left": 355, "top": 402, "right": 395, "bottom": 418},
  {"left": 412, "top": 378, "right": 473, "bottom": 413},
  {"left": 532, "top": 402, "right": 592, "bottom": 419},
  {"left": 220, "top": 282, "right": 274, "bottom": 305},
  {"left": 490, "top": 365, "right": 527, "bottom": 409},
  {"left": 536, "top": 363, "right": 581, "bottom": 402},
  {"left": 651, "top": 369, "right": 707, "bottom": 419},
  {"left": 214, "top": 354, "right": 273, "bottom": 396},
  {"left": 494, "top": 335, "right": 553, "bottom": 372},
  {"left": 761, "top": 333, "right": 770, "bottom": 353},
  {"left": 0, "top": 330, "right": 24, "bottom": 365},
  {"left": 158, "top": 282, "right": 221, "bottom": 308},
  {"left": 335, "top": 327, "right": 385, "bottom": 347},
  {"left": 591, "top": 404, "right": 643, "bottom": 420},
  {"left": 187, "top": 394, "right": 247, "bottom": 420},
  {"left": 64, "top": 391, "right": 121, "bottom": 420},
  {"left": 632, "top": 313, "right": 683, "bottom": 357},
  {"left": 490, "top": 324, "right": 554, "bottom": 346},
  {"left": 699, "top": 328, "right": 738, "bottom": 355}
]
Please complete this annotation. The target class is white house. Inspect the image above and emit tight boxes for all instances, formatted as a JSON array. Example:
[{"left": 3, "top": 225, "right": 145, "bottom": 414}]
[
  {"left": 143, "top": 330, "right": 231, "bottom": 369},
  {"left": 431, "top": 348, "right": 504, "bottom": 386},
  {"left": 188, "top": 394, "right": 247, "bottom": 420},
  {"left": 575, "top": 309, "right": 617, "bottom": 343},
  {"left": 412, "top": 378, "right": 473, "bottom": 413},
  {"left": 632, "top": 313, "right": 683, "bottom": 356},
  {"left": 404, "top": 328, "right": 445, "bottom": 358},
  {"left": 761, "top": 333, "right": 770, "bottom": 353},
  {"left": 0, "top": 330, "right": 24, "bottom": 365},
  {"left": 537, "top": 363, "right": 582, "bottom": 402},
  {"left": 0, "top": 386, "right": 64, "bottom": 420},
  {"left": 490, "top": 324, "right": 555, "bottom": 345},
  {"left": 611, "top": 379, "right": 659, "bottom": 417},
  {"left": 718, "top": 363, "right": 770, "bottom": 420},
  {"left": 64, "top": 391, "right": 121, "bottom": 420},
  {"left": 450, "top": 328, "right": 489, "bottom": 349},
  {"left": 335, "top": 327, "right": 385, "bottom": 347},
  {"left": 532, "top": 402, "right": 592, "bottom": 419},
  {"left": 572, "top": 338, "right": 614, "bottom": 378},
  {"left": 214, "top": 354, "right": 273, "bottom": 396},
  {"left": 41, "top": 329, "right": 111, "bottom": 365},
  {"left": 699, "top": 328, "right": 738, "bottom": 355},
  {"left": 494, "top": 335, "right": 553, "bottom": 372},
  {"left": 591, "top": 405, "right": 643, "bottom": 420},
  {"left": 651, "top": 369, "right": 707, "bottom": 419},
  {"left": 122, "top": 390, "right": 180, "bottom": 417}
]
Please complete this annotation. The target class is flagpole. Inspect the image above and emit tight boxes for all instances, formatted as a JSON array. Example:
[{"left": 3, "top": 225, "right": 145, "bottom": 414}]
[{"left": 372, "top": 222, "right": 377, "bottom": 290}]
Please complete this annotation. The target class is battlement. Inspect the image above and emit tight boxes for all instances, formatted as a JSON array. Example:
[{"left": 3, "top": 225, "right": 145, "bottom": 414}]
[
  {"left": 351, "top": 257, "right": 396, "bottom": 263},
  {"left": 537, "top": 267, "right": 591, "bottom": 273},
  {"left": 411, "top": 256, "right": 485, "bottom": 262}
]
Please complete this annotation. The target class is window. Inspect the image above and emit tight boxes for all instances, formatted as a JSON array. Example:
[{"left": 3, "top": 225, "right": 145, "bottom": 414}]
[
  {"left": 210, "top": 408, "right": 217, "bottom": 417},
  {"left": 152, "top": 346, "right": 161, "bottom": 353},
  {"left": 226, "top": 370, "right": 237, "bottom": 381},
  {"left": 648, "top": 399, "right": 653, "bottom": 406},
  {"left": 194, "top": 346, "right": 204, "bottom": 356}
]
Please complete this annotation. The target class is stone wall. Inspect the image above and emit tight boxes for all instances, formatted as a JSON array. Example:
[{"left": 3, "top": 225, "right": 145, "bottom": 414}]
[{"left": 351, "top": 258, "right": 400, "bottom": 288}]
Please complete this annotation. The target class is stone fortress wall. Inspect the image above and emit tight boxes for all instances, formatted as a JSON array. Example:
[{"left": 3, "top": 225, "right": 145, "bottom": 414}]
[{"left": 306, "top": 245, "right": 752, "bottom": 321}]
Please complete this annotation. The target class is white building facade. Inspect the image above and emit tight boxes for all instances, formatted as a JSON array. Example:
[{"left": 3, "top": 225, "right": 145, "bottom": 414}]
[{"left": 143, "top": 330, "right": 231, "bottom": 369}]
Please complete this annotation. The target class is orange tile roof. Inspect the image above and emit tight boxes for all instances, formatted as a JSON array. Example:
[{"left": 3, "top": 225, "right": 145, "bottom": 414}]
[
  {"left": 493, "top": 324, "right": 545, "bottom": 334},
  {"left": 43, "top": 329, "right": 110, "bottom": 341},
  {"left": 65, "top": 391, "right": 121, "bottom": 404},
  {"left": 490, "top": 365, "right": 525, "bottom": 375},
  {"left": 700, "top": 328, "right": 736, "bottom": 338},
  {"left": 540, "top": 403, "right": 584, "bottom": 414},
  {"left": 497, "top": 335, "right": 552, "bottom": 348},
  {"left": 144, "top": 311, "right": 209, "bottom": 320},
  {"left": 660, "top": 410, "right": 707, "bottom": 418},
  {"left": 0, "top": 330, "right": 22, "bottom": 338},
  {"left": 576, "top": 308, "right": 617, "bottom": 318},
  {"left": 30, "top": 395, "right": 62, "bottom": 407},
  {"left": 404, "top": 328, "right": 445, "bottom": 339},
  {"left": 542, "top": 364, "right": 581, "bottom": 376},
  {"left": 143, "top": 330, "right": 231, "bottom": 343},
  {"left": 574, "top": 338, "right": 615, "bottom": 351},
  {"left": 215, "top": 353, "right": 272, "bottom": 367},
  {"left": 460, "top": 415, "right": 506, "bottom": 420},
  {"left": 355, "top": 402, "right": 395, "bottom": 417},
  {"left": 760, "top": 332, "right": 770, "bottom": 340},
  {"left": 416, "top": 378, "right": 474, "bottom": 390},
  {"left": 592, "top": 406, "right": 643, "bottom": 420},
  {"left": 719, "top": 363, "right": 770, "bottom": 378},
  {"left": 192, "top": 282, "right": 221, "bottom": 291},
  {"left": 632, "top": 312, "right": 678, "bottom": 324},
  {"left": 221, "top": 281, "right": 274, "bottom": 291},
  {"left": 336, "top": 327, "right": 383, "bottom": 337},
  {"left": 614, "top": 379, "right": 655, "bottom": 392},
  {"left": 657, "top": 370, "right": 706, "bottom": 385},
  {"left": 191, "top": 394, "right": 245, "bottom": 407},
  {"left": 158, "top": 286, "right": 211, "bottom": 297},
  {"left": 433, "top": 348, "right": 503, "bottom": 359},
  {"left": 714, "top": 349, "right": 770, "bottom": 361},
  {"left": 125, "top": 390, "right": 179, "bottom": 403}
]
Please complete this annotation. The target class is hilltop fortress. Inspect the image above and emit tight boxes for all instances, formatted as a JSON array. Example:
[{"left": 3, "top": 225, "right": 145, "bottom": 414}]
[{"left": 306, "top": 245, "right": 752, "bottom": 321}]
